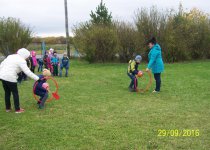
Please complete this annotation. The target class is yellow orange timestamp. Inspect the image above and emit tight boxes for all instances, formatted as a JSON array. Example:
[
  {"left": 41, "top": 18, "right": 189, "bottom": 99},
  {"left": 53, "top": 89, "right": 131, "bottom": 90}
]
[{"left": 157, "top": 129, "right": 200, "bottom": 137}]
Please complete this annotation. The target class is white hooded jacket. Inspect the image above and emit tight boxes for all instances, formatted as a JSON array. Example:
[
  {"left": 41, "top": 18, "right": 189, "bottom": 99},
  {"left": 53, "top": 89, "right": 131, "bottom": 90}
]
[{"left": 0, "top": 48, "right": 39, "bottom": 83}]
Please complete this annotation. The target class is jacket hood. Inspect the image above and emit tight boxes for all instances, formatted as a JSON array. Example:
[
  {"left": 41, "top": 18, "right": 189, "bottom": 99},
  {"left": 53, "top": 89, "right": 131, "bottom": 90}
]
[
  {"left": 153, "top": 44, "right": 161, "bottom": 51},
  {"left": 17, "top": 48, "right": 30, "bottom": 59},
  {"left": 31, "top": 50, "right": 36, "bottom": 57}
]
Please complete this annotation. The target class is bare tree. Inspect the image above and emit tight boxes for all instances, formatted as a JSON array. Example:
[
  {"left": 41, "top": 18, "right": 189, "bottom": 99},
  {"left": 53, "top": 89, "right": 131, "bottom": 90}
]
[{"left": 64, "top": 0, "right": 70, "bottom": 57}]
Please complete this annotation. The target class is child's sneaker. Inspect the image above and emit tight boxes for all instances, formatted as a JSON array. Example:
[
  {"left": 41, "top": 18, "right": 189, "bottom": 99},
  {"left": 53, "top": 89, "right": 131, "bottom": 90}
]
[
  {"left": 128, "top": 87, "right": 135, "bottom": 92},
  {"left": 6, "top": 109, "right": 12, "bottom": 112},
  {"left": 38, "top": 105, "right": 44, "bottom": 109},
  {"left": 152, "top": 90, "right": 159, "bottom": 93},
  {"left": 15, "top": 108, "right": 25, "bottom": 113}
]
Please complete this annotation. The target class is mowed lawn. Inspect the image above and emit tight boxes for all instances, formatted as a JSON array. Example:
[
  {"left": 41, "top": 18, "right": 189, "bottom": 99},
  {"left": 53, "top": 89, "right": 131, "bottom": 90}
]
[{"left": 0, "top": 60, "right": 210, "bottom": 150}]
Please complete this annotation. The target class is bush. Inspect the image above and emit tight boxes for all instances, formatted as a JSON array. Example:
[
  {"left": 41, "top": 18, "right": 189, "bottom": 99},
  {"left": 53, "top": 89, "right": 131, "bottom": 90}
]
[
  {"left": 0, "top": 17, "right": 33, "bottom": 56},
  {"left": 135, "top": 6, "right": 210, "bottom": 62},
  {"left": 73, "top": 24, "right": 118, "bottom": 63},
  {"left": 73, "top": 3, "right": 210, "bottom": 63},
  {"left": 114, "top": 21, "right": 139, "bottom": 62}
]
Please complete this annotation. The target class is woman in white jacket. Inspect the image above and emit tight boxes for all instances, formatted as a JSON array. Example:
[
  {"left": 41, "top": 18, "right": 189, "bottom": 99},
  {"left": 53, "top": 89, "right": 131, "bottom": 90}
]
[{"left": 0, "top": 48, "right": 39, "bottom": 113}]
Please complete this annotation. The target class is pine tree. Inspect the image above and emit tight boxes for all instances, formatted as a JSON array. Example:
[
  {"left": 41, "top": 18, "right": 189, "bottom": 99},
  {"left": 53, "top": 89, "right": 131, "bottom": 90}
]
[{"left": 90, "top": 0, "right": 112, "bottom": 25}]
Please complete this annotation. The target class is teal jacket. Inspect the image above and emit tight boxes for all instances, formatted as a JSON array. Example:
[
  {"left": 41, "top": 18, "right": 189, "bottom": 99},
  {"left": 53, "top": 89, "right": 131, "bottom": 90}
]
[
  {"left": 147, "top": 44, "right": 164, "bottom": 73},
  {"left": 51, "top": 56, "right": 59, "bottom": 65}
]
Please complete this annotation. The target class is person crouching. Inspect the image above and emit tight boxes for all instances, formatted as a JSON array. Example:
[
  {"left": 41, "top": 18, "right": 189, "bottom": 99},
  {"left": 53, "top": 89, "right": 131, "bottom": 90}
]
[
  {"left": 127, "top": 55, "right": 142, "bottom": 92},
  {"left": 33, "top": 69, "right": 51, "bottom": 109}
]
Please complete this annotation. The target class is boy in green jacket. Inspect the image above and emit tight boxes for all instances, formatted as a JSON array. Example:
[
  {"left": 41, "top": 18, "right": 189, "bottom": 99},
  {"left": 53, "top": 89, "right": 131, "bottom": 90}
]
[{"left": 127, "top": 55, "right": 142, "bottom": 92}]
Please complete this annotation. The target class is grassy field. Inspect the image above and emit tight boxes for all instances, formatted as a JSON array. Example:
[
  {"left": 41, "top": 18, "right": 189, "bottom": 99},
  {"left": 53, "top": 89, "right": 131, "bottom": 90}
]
[
  {"left": 0, "top": 44, "right": 76, "bottom": 56},
  {"left": 26, "top": 44, "right": 76, "bottom": 55},
  {"left": 0, "top": 60, "right": 210, "bottom": 150}
]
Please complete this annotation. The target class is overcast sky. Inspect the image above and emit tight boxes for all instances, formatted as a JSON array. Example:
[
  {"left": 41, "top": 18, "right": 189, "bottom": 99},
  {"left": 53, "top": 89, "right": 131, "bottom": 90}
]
[{"left": 0, "top": 0, "right": 209, "bottom": 37}]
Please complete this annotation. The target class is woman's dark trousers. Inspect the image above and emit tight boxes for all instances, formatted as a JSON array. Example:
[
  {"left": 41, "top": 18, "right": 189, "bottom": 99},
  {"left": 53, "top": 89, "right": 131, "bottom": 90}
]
[
  {"left": 2, "top": 80, "right": 20, "bottom": 111},
  {"left": 154, "top": 73, "right": 161, "bottom": 91}
]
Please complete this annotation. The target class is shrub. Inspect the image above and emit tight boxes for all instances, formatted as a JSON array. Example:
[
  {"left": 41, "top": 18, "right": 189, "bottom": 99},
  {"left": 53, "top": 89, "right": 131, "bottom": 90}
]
[
  {"left": 73, "top": 24, "right": 118, "bottom": 63},
  {"left": 114, "top": 21, "right": 139, "bottom": 62},
  {"left": 0, "top": 17, "right": 33, "bottom": 56}
]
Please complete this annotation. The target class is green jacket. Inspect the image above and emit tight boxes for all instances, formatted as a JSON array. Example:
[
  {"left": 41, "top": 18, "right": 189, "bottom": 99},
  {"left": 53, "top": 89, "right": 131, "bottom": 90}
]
[{"left": 128, "top": 60, "right": 138, "bottom": 75}]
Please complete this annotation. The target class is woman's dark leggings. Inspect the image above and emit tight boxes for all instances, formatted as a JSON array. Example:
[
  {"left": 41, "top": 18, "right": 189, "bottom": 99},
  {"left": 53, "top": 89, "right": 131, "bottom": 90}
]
[
  {"left": 154, "top": 73, "right": 161, "bottom": 91},
  {"left": 2, "top": 80, "right": 20, "bottom": 111}
]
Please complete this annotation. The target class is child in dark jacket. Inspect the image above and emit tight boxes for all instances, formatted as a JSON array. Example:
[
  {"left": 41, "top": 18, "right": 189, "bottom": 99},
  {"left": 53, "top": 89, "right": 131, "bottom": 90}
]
[
  {"left": 29, "top": 51, "right": 38, "bottom": 73},
  {"left": 127, "top": 55, "right": 142, "bottom": 92},
  {"left": 33, "top": 69, "right": 51, "bottom": 109},
  {"left": 43, "top": 54, "right": 48, "bottom": 69},
  {"left": 59, "top": 53, "right": 70, "bottom": 77},
  {"left": 38, "top": 58, "right": 44, "bottom": 72}
]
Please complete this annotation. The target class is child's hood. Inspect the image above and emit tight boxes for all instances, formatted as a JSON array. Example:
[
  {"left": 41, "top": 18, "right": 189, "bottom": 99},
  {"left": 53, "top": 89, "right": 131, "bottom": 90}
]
[{"left": 31, "top": 51, "right": 36, "bottom": 57}]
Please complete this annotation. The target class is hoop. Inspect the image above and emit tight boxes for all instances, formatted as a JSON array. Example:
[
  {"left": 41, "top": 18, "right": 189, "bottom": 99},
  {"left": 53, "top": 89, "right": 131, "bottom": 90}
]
[
  {"left": 33, "top": 76, "right": 59, "bottom": 102},
  {"left": 137, "top": 70, "right": 153, "bottom": 93}
]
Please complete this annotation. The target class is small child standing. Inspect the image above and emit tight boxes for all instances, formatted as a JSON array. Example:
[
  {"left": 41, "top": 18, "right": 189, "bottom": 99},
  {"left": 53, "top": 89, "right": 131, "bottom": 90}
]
[
  {"left": 43, "top": 54, "right": 53, "bottom": 73},
  {"left": 60, "top": 53, "right": 70, "bottom": 77},
  {"left": 127, "top": 55, "right": 142, "bottom": 92},
  {"left": 38, "top": 58, "right": 44, "bottom": 72},
  {"left": 29, "top": 51, "right": 38, "bottom": 73},
  {"left": 33, "top": 69, "right": 51, "bottom": 109},
  {"left": 43, "top": 54, "right": 48, "bottom": 69},
  {"left": 51, "top": 51, "right": 59, "bottom": 76}
]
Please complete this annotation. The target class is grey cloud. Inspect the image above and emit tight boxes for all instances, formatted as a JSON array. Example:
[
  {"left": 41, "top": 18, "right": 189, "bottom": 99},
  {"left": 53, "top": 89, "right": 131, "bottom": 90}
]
[{"left": 0, "top": 0, "right": 209, "bottom": 36}]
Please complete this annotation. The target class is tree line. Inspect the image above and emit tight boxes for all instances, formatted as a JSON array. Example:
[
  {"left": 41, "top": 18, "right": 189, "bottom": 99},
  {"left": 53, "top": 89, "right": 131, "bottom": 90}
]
[
  {"left": 0, "top": 2, "right": 210, "bottom": 63},
  {"left": 73, "top": 2, "right": 210, "bottom": 63}
]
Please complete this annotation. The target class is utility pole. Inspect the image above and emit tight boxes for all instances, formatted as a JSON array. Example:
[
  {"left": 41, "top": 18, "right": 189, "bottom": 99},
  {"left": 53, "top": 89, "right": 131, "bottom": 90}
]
[{"left": 64, "top": 0, "right": 70, "bottom": 57}]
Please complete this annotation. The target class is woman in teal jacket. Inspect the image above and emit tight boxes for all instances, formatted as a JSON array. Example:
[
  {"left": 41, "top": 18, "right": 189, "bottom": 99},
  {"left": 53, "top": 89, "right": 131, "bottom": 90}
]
[{"left": 146, "top": 37, "right": 164, "bottom": 92}]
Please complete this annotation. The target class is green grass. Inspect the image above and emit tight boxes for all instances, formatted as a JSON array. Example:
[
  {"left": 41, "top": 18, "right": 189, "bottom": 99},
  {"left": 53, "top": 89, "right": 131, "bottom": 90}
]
[
  {"left": 26, "top": 44, "right": 76, "bottom": 55},
  {"left": 0, "top": 44, "right": 74, "bottom": 56},
  {"left": 0, "top": 60, "right": 210, "bottom": 150}
]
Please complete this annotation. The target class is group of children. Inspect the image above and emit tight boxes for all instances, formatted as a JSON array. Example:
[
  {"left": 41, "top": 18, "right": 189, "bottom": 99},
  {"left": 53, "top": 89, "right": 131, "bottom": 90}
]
[
  {"left": 43, "top": 49, "right": 70, "bottom": 77},
  {"left": 18, "top": 48, "right": 70, "bottom": 83},
  {"left": 0, "top": 48, "right": 70, "bottom": 113}
]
